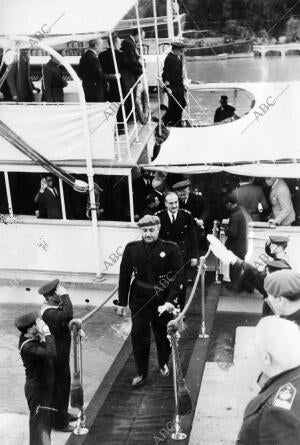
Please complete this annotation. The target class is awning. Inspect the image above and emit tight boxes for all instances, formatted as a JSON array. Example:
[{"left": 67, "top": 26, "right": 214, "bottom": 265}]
[
  {"left": 0, "top": 0, "right": 137, "bottom": 37},
  {"left": 148, "top": 81, "right": 300, "bottom": 177},
  {"left": 0, "top": 102, "right": 117, "bottom": 162}
]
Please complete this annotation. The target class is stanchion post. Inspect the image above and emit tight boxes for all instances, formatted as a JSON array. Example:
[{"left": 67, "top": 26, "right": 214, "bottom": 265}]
[
  {"left": 168, "top": 334, "right": 187, "bottom": 441},
  {"left": 213, "top": 220, "right": 221, "bottom": 284},
  {"left": 199, "top": 258, "right": 210, "bottom": 339}
]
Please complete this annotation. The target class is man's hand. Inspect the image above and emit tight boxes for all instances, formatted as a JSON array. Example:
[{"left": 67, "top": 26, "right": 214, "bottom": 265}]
[
  {"left": 191, "top": 258, "right": 198, "bottom": 267},
  {"left": 207, "top": 234, "right": 237, "bottom": 265},
  {"left": 40, "top": 178, "right": 47, "bottom": 193},
  {"left": 268, "top": 219, "right": 277, "bottom": 226},
  {"left": 158, "top": 302, "right": 175, "bottom": 316},
  {"left": 117, "top": 306, "right": 126, "bottom": 317},
  {"left": 55, "top": 284, "right": 67, "bottom": 296}
]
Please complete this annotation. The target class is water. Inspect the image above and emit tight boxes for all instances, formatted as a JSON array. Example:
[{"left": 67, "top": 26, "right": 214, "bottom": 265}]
[{"left": 186, "top": 55, "right": 300, "bottom": 83}]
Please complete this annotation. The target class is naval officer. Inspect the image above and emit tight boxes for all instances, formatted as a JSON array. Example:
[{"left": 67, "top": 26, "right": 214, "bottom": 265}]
[
  {"left": 39, "top": 279, "right": 76, "bottom": 431},
  {"left": 116, "top": 215, "right": 184, "bottom": 386}
]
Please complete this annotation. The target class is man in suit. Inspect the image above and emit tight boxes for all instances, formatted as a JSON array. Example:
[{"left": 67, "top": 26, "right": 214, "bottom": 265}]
[
  {"left": 78, "top": 38, "right": 117, "bottom": 102},
  {"left": 34, "top": 176, "right": 62, "bottom": 219},
  {"left": 214, "top": 95, "right": 238, "bottom": 124},
  {"left": 39, "top": 279, "right": 76, "bottom": 432},
  {"left": 233, "top": 177, "right": 268, "bottom": 222},
  {"left": 133, "top": 168, "right": 154, "bottom": 220},
  {"left": 265, "top": 177, "right": 295, "bottom": 226},
  {"left": 15, "top": 311, "right": 56, "bottom": 445},
  {"left": 6, "top": 49, "right": 40, "bottom": 101},
  {"left": 116, "top": 215, "right": 183, "bottom": 387},
  {"left": 236, "top": 316, "right": 300, "bottom": 444},
  {"left": 172, "top": 178, "right": 209, "bottom": 253},
  {"left": 43, "top": 55, "right": 67, "bottom": 102},
  {"left": 155, "top": 192, "right": 198, "bottom": 310},
  {"left": 162, "top": 41, "right": 187, "bottom": 127}
]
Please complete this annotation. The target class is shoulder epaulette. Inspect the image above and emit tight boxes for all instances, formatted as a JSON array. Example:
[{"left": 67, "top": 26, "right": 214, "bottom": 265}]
[
  {"left": 127, "top": 240, "right": 140, "bottom": 247},
  {"left": 272, "top": 383, "right": 296, "bottom": 410},
  {"left": 155, "top": 210, "right": 164, "bottom": 215},
  {"left": 181, "top": 209, "right": 191, "bottom": 214},
  {"left": 161, "top": 239, "right": 178, "bottom": 247}
]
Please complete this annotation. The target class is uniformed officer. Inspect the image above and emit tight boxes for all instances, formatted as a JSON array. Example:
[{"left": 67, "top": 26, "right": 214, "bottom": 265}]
[
  {"left": 172, "top": 178, "right": 209, "bottom": 253},
  {"left": 39, "top": 279, "right": 76, "bottom": 431},
  {"left": 116, "top": 214, "right": 184, "bottom": 387},
  {"left": 15, "top": 311, "right": 56, "bottom": 445},
  {"left": 155, "top": 192, "right": 198, "bottom": 310},
  {"left": 265, "top": 235, "right": 290, "bottom": 267},
  {"left": 236, "top": 316, "right": 300, "bottom": 444}
]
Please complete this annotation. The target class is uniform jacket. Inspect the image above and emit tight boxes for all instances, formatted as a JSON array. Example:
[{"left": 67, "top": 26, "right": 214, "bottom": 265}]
[
  {"left": 19, "top": 334, "right": 56, "bottom": 387},
  {"left": 118, "top": 238, "right": 183, "bottom": 311},
  {"left": 225, "top": 205, "right": 250, "bottom": 259},
  {"left": 133, "top": 176, "right": 154, "bottom": 217},
  {"left": 269, "top": 179, "right": 295, "bottom": 226},
  {"left": 155, "top": 209, "right": 199, "bottom": 262},
  {"left": 34, "top": 188, "right": 62, "bottom": 219},
  {"left": 179, "top": 193, "right": 208, "bottom": 223},
  {"left": 43, "top": 60, "right": 67, "bottom": 102},
  {"left": 234, "top": 183, "right": 268, "bottom": 221},
  {"left": 162, "top": 51, "right": 184, "bottom": 92},
  {"left": 236, "top": 365, "right": 300, "bottom": 445},
  {"left": 99, "top": 48, "right": 126, "bottom": 102},
  {"left": 120, "top": 36, "right": 143, "bottom": 94},
  {"left": 78, "top": 49, "right": 110, "bottom": 102}
]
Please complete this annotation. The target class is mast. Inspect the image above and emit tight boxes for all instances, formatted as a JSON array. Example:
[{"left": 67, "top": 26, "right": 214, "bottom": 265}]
[{"left": 166, "top": 0, "right": 174, "bottom": 39}]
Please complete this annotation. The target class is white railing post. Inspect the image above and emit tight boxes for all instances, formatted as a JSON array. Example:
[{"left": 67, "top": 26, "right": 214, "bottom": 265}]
[
  {"left": 4, "top": 170, "right": 13, "bottom": 216},
  {"left": 131, "top": 91, "right": 139, "bottom": 143}
]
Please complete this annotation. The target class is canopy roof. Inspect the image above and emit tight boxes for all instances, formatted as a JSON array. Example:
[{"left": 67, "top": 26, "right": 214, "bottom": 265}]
[
  {"left": 148, "top": 81, "right": 300, "bottom": 177},
  {"left": 0, "top": 0, "right": 136, "bottom": 37}
]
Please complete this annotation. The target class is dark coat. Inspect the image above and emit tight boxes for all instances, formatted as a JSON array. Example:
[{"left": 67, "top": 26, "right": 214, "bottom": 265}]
[
  {"left": 162, "top": 51, "right": 184, "bottom": 92},
  {"left": 214, "top": 104, "right": 236, "bottom": 123},
  {"left": 6, "top": 54, "right": 35, "bottom": 101},
  {"left": 225, "top": 205, "right": 250, "bottom": 259},
  {"left": 236, "top": 366, "right": 300, "bottom": 445},
  {"left": 118, "top": 238, "right": 183, "bottom": 313},
  {"left": 121, "top": 36, "right": 143, "bottom": 93},
  {"left": 41, "top": 294, "right": 73, "bottom": 428},
  {"left": 155, "top": 209, "right": 199, "bottom": 262},
  {"left": 43, "top": 60, "right": 67, "bottom": 102},
  {"left": 234, "top": 184, "right": 268, "bottom": 221},
  {"left": 179, "top": 192, "right": 208, "bottom": 223},
  {"left": 133, "top": 176, "right": 154, "bottom": 217},
  {"left": 99, "top": 48, "right": 125, "bottom": 102},
  {"left": 34, "top": 188, "right": 62, "bottom": 219},
  {"left": 78, "top": 49, "right": 108, "bottom": 102}
]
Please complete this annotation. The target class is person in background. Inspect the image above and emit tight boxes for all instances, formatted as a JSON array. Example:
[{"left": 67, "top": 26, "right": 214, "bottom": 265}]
[
  {"left": 162, "top": 41, "right": 186, "bottom": 127},
  {"left": 42, "top": 55, "right": 67, "bottom": 102},
  {"left": 265, "top": 177, "right": 295, "bottom": 226},
  {"left": 133, "top": 168, "right": 154, "bottom": 220},
  {"left": 34, "top": 176, "right": 62, "bottom": 219},
  {"left": 142, "top": 193, "right": 161, "bottom": 216},
  {"left": 236, "top": 316, "right": 300, "bottom": 445},
  {"left": 233, "top": 177, "right": 268, "bottom": 222},
  {"left": 155, "top": 192, "right": 198, "bottom": 310},
  {"left": 116, "top": 215, "right": 183, "bottom": 387},
  {"left": 6, "top": 49, "right": 40, "bottom": 102},
  {"left": 265, "top": 235, "right": 290, "bottom": 267},
  {"left": 214, "top": 95, "right": 238, "bottom": 124},
  {"left": 78, "top": 38, "right": 117, "bottom": 102},
  {"left": 224, "top": 192, "right": 251, "bottom": 291},
  {"left": 15, "top": 311, "right": 56, "bottom": 445},
  {"left": 39, "top": 279, "right": 76, "bottom": 432}
]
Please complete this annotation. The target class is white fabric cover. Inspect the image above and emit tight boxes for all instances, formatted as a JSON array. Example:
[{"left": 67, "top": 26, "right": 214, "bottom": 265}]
[{"left": 0, "top": 102, "right": 117, "bottom": 161}]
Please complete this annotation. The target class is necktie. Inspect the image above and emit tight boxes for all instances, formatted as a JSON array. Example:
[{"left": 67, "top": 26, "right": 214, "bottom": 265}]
[{"left": 172, "top": 214, "right": 176, "bottom": 224}]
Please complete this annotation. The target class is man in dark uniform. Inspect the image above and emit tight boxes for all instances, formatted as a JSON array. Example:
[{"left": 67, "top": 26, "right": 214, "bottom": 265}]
[
  {"left": 236, "top": 316, "right": 300, "bottom": 444},
  {"left": 162, "top": 41, "right": 186, "bottom": 127},
  {"left": 15, "top": 311, "right": 56, "bottom": 445},
  {"left": 172, "top": 178, "right": 209, "bottom": 253},
  {"left": 43, "top": 55, "right": 68, "bottom": 102},
  {"left": 155, "top": 192, "right": 198, "bottom": 310},
  {"left": 78, "top": 38, "right": 117, "bottom": 102},
  {"left": 132, "top": 167, "right": 154, "bottom": 220},
  {"left": 116, "top": 215, "right": 184, "bottom": 387},
  {"left": 265, "top": 235, "right": 290, "bottom": 266},
  {"left": 34, "top": 176, "right": 62, "bottom": 219},
  {"left": 39, "top": 279, "right": 76, "bottom": 432}
]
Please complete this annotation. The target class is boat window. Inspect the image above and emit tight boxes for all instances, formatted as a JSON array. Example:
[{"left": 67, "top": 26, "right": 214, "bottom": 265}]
[
  {"left": 0, "top": 173, "right": 8, "bottom": 214},
  {"left": 63, "top": 174, "right": 130, "bottom": 222},
  {"left": 8, "top": 172, "right": 49, "bottom": 216}
]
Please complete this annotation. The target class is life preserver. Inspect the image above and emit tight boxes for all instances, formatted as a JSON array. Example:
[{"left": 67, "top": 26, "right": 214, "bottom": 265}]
[{"left": 135, "top": 81, "right": 149, "bottom": 125}]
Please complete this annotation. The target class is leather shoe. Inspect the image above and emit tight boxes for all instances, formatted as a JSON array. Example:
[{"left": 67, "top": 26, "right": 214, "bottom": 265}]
[
  {"left": 54, "top": 424, "right": 74, "bottom": 433},
  {"left": 160, "top": 364, "right": 170, "bottom": 377},
  {"left": 131, "top": 375, "right": 146, "bottom": 387},
  {"left": 68, "top": 413, "right": 78, "bottom": 422}
]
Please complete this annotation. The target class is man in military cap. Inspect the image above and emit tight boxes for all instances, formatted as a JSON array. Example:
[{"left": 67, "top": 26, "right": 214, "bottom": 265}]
[
  {"left": 265, "top": 235, "right": 290, "bottom": 268},
  {"left": 116, "top": 214, "right": 184, "bottom": 387},
  {"left": 155, "top": 192, "right": 198, "bottom": 310},
  {"left": 172, "top": 178, "right": 209, "bottom": 253},
  {"left": 208, "top": 234, "right": 292, "bottom": 314},
  {"left": 162, "top": 40, "right": 187, "bottom": 127},
  {"left": 15, "top": 311, "right": 56, "bottom": 445},
  {"left": 236, "top": 316, "right": 300, "bottom": 444},
  {"left": 39, "top": 279, "right": 75, "bottom": 431}
]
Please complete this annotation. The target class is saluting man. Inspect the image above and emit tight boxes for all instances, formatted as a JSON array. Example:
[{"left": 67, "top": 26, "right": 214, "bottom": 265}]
[
  {"left": 116, "top": 215, "right": 184, "bottom": 387},
  {"left": 15, "top": 311, "right": 56, "bottom": 445},
  {"left": 155, "top": 192, "right": 198, "bottom": 310},
  {"left": 39, "top": 279, "right": 76, "bottom": 432}
]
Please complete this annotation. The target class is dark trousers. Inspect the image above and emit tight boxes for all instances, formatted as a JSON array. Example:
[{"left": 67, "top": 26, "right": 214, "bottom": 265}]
[
  {"left": 25, "top": 383, "right": 53, "bottom": 445},
  {"left": 131, "top": 307, "right": 172, "bottom": 377},
  {"left": 163, "top": 91, "right": 186, "bottom": 127},
  {"left": 52, "top": 359, "right": 71, "bottom": 428}
]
